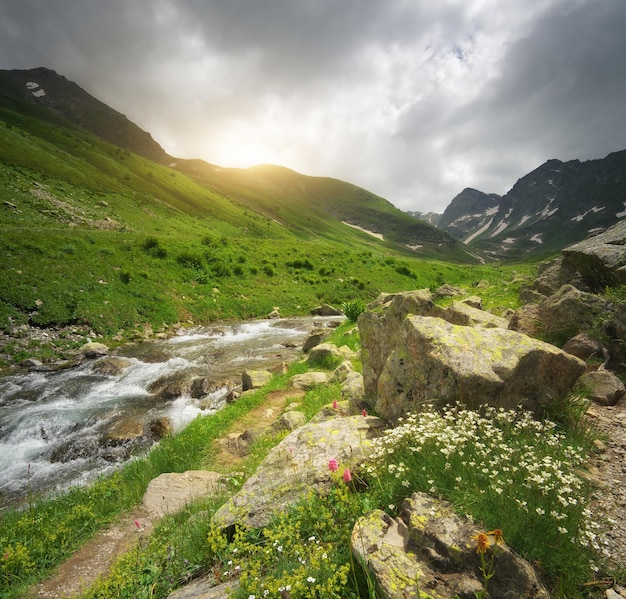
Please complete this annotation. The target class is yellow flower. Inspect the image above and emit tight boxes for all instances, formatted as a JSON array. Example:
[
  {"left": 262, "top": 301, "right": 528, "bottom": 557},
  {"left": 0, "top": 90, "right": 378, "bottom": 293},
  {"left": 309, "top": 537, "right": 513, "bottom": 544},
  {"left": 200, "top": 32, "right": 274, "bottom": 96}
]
[
  {"left": 472, "top": 532, "right": 491, "bottom": 554},
  {"left": 488, "top": 528, "right": 504, "bottom": 545}
]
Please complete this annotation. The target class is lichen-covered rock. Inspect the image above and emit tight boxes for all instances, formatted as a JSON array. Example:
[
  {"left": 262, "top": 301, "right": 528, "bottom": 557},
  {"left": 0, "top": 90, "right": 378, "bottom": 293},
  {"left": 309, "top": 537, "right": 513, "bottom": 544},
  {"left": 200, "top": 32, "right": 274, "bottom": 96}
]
[
  {"left": 359, "top": 290, "right": 442, "bottom": 406},
  {"left": 79, "top": 342, "right": 109, "bottom": 358},
  {"left": 375, "top": 315, "right": 585, "bottom": 419},
  {"left": 443, "top": 300, "right": 508, "bottom": 329},
  {"left": 330, "top": 359, "right": 354, "bottom": 382},
  {"left": 352, "top": 492, "right": 550, "bottom": 599},
  {"left": 213, "top": 413, "right": 385, "bottom": 528}
]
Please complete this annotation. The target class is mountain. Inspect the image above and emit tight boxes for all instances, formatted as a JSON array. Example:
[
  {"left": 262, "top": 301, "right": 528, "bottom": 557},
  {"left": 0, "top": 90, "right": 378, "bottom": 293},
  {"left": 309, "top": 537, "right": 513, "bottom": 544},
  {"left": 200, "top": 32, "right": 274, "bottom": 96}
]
[
  {"left": 407, "top": 211, "right": 442, "bottom": 227},
  {"left": 0, "top": 67, "right": 169, "bottom": 163},
  {"left": 0, "top": 67, "right": 466, "bottom": 260},
  {"left": 439, "top": 152, "right": 626, "bottom": 259},
  {"left": 437, "top": 189, "right": 501, "bottom": 242},
  {"left": 0, "top": 67, "right": 483, "bottom": 345}
]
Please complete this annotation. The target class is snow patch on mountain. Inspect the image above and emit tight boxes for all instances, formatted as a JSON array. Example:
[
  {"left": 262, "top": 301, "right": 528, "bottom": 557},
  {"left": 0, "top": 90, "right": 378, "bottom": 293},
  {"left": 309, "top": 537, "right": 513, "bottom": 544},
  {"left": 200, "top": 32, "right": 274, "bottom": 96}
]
[{"left": 571, "top": 206, "right": 605, "bottom": 222}]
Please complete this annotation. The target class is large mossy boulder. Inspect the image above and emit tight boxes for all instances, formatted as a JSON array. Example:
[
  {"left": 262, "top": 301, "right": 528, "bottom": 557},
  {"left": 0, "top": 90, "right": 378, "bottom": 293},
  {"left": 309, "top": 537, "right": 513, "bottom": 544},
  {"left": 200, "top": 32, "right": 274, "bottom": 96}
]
[
  {"left": 352, "top": 492, "right": 550, "bottom": 599},
  {"left": 213, "top": 412, "right": 385, "bottom": 529},
  {"left": 372, "top": 315, "right": 585, "bottom": 419}
]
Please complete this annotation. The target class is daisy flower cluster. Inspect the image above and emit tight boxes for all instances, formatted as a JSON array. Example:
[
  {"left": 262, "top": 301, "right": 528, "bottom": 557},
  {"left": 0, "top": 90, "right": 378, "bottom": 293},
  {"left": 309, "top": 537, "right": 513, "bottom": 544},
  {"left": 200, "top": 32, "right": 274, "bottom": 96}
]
[{"left": 363, "top": 404, "right": 606, "bottom": 573}]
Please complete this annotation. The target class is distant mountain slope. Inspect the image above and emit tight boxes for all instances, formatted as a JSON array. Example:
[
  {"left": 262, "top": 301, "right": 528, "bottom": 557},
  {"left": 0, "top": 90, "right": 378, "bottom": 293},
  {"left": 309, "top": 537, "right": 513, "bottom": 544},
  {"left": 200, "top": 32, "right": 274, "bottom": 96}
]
[
  {"left": 0, "top": 67, "right": 471, "bottom": 262},
  {"left": 439, "top": 151, "right": 626, "bottom": 259},
  {"left": 0, "top": 67, "right": 169, "bottom": 163}
]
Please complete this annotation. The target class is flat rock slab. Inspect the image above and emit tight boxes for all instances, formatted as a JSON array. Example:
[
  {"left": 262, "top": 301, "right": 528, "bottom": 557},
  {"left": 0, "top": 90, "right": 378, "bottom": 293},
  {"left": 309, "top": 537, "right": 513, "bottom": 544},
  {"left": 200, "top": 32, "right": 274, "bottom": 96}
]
[{"left": 143, "top": 471, "right": 225, "bottom": 518}]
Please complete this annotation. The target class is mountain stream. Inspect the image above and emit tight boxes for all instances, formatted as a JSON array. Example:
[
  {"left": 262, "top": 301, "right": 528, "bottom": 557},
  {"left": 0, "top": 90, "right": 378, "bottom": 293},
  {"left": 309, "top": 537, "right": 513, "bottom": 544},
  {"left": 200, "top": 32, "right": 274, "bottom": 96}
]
[{"left": 0, "top": 317, "right": 337, "bottom": 509}]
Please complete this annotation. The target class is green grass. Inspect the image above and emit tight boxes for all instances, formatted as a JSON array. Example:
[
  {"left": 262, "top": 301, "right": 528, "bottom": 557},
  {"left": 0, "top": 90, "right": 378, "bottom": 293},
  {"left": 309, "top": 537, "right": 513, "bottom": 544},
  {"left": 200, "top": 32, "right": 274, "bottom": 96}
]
[{"left": 1, "top": 321, "right": 613, "bottom": 599}]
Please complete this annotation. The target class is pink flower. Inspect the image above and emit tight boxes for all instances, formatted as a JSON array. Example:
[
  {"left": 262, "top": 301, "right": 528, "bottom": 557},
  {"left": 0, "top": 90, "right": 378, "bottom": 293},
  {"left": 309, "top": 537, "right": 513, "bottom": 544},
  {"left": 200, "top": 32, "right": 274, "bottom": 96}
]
[
  {"left": 328, "top": 458, "right": 339, "bottom": 472},
  {"left": 342, "top": 468, "right": 352, "bottom": 482},
  {"left": 361, "top": 409, "right": 368, "bottom": 417},
  {"left": 134, "top": 519, "right": 141, "bottom": 529},
  {"left": 332, "top": 400, "right": 338, "bottom": 410}
]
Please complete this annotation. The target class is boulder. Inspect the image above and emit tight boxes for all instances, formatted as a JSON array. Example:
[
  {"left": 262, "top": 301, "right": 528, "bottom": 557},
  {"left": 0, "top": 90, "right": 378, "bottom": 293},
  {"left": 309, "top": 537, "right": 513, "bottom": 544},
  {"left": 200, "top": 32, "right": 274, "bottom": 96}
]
[
  {"left": 190, "top": 377, "right": 231, "bottom": 398},
  {"left": 562, "top": 332, "right": 604, "bottom": 361},
  {"left": 148, "top": 372, "right": 193, "bottom": 400},
  {"left": 579, "top": 370, "right": 626, "bottom": 406},
  {"left": 213, "top": 413, "right": 385, "bottom": 528},
  {"left": 461, "top": 295, "right": 483, "bottom": 309},
  {"left": 359, "top": 290, "right": 442, "bottom": 406},
  {"left": 91, "top": 357, "right": 133, "bottom": 376},
  {"left": 267, "top": 307, "right": 280, "bottom": 319},
  {"left": 306, "top": 342, "right": 343, "bottom": 366},
  {"left": 443, "top": 300, "right": 508, "bottom": 329},
  {"left": 373, "top": 315, "right": 585, "bottom": 419},
  {"left": 142, "top": 471, "right": 225, "bottom": 518},
  {"left": 290, "top": 371, "right": 329, "bottom": 390},
  {"left": 508, "top": 304, "right": 542, "bottom": 337},
  {"left": 20, "top": 358, "right": 42, "bottom": 369},
  {"left": 330, "top": 359, "right": 354, "bottom": 382},
  {"left": 241, "top": 369, "right": 272, "bottom": 391},
  {"left": 537, "top": 285, "right": 613, "bottom": 344},
  {"left": 167, "top": 577, "right": 237, "bottom": 599},
  {"left": 533, "top": 256, "right": 588, "bottom": 295},
  {"left": 341, "top": 371, "right": 365, "bottom": 409},
  {"left": 310, "top": 303, "right": 344, "bottom": 316},
  {"left": 352, "top": 492, "right": 550, "bottom": 599},
  {"left": 433, "top": 284, "right": 463, "bottom": 298},
  {"left": 302, "top": 328, "right": 326, "bottom": 352},
  {"left": 278, "top": 410, "right": 307, "bottom": 431},
  {"left": 562, "top": 220, "right": 626, "bottom": 291},
  {"left": 79, "top": 342, "right": 109, "bottom": 358}
]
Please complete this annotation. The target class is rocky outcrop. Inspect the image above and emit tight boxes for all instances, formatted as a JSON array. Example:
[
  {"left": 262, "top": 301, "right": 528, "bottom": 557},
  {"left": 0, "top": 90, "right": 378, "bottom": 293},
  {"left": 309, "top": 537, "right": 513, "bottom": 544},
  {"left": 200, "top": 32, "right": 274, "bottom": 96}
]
[
  {"left": 562, "top": 220, "right": 626, "bottom": 291},
  {"left": 352, "top": 492, "right": 550, "bottom": 599},
  {"left": 213, "top": 412, "right": 385, "bottom": 529},
  {"left": 371, "top": 315, "right": 585, "bottom": 419}
]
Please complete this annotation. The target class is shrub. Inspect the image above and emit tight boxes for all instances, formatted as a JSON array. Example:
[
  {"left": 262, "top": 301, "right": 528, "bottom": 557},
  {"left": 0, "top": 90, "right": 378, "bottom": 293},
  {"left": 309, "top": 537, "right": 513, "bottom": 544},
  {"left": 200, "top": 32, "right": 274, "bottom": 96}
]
[{"left": 341, "top": 299, "right": 366, "bottom": 322}]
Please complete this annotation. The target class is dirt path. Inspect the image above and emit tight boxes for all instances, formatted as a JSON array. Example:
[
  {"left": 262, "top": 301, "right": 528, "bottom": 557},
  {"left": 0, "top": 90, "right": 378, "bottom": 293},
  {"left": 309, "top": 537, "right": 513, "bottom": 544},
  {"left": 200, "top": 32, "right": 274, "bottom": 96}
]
[{"left": 26, "top": 390, "right": 304, "bottom": 599}]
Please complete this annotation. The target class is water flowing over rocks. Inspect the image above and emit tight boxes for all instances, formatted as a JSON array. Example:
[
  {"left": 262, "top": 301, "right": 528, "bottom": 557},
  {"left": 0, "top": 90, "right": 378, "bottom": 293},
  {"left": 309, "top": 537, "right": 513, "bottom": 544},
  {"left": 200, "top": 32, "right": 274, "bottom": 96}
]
[{"left": 352, "top": 492, "right": 550, "bottom": 599}]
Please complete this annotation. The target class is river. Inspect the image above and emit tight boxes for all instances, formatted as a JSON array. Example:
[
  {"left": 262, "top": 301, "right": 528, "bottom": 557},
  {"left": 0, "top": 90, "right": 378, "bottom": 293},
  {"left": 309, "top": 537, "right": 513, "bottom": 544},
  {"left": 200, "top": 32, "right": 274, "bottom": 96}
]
[{"left": 0, "top": 316, "right": 338, "bottom": 509}]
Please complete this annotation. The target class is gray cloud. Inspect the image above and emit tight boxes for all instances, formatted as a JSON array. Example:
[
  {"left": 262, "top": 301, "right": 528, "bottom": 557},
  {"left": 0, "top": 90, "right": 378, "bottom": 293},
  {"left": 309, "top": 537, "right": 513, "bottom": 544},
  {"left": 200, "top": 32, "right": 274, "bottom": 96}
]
[{"left": 1, "top": 0, "right": 625, "bottom": 213}]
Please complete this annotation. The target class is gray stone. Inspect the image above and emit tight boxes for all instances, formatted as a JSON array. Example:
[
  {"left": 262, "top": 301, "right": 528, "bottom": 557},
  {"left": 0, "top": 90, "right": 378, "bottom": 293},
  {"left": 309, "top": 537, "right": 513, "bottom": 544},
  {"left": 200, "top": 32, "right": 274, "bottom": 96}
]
[
  {"left": 142, "top": 471, "right": 225, "bottom": 518},
  {"left": 461, "top": 295, "right": 483, "bottom": 309},
  {"left": 213, "top": 413, "right": 385, "bottom": 528},
  {"left": 302, "top": 328, "right": 326, "bottom": 352},
  {"left": 278, "top": 410, "right": 307, "bottom": 431},
  {"left": 562, "top": 220, "right": 626, "bottom": 291},
  {"left": 290, "top": 371, "right": 329, "bottom": 390},
  {"left": 374, "top": 315, "right": 585, "bottom": 419},
  {"left": 241, "top": 369, "right": 272, "bottom": 391},
  {"left": 167, "top": 577, "right": 238, "bottom": 599},
  {"left": 91, "top": 357, "right": 132, "bottom": 376},
  {"left": 562, "top": 333, "right": 604, "bottom": 361},
  {"left": 311, "top": 303, "right": 344, "bottom": 316},
  {"left": 148, "top": 372, "right": 193, "bottom": 400},
  {"left": 329, "top": 359, "right": 354, "bottom": 382},
  {"left": 433, "top": 284, "right": 463, "bottom": 298},
  {"left": 341, "top": 371, "right": 365, "bottom": 409},
  {"left": 79, "top": 342, "right": 109, "bottom": 358},
  {"left": 579, "top": 370, "right": 626, "bottom": 406},
  {"left": 352, "top": 492, "right": 550, "bottom": 599},
  {"left": 306, "top": 342, "right": 343, "bottom": 366},
  {"left": 20, "top": 358, "right": 42, "bottom": 368},
  {"left": 444, "top": 300, "right": 508, "bottom": 329},
  {"left": 538, "top": 285, "right": 613, "bottom": 343}
]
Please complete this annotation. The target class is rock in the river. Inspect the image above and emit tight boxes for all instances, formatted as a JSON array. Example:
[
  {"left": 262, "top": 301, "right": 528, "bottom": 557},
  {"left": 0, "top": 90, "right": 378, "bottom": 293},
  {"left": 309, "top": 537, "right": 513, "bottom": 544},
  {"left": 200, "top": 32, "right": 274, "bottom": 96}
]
[{"left": 79, "top": 342, "right": 109, "bottom": 358}]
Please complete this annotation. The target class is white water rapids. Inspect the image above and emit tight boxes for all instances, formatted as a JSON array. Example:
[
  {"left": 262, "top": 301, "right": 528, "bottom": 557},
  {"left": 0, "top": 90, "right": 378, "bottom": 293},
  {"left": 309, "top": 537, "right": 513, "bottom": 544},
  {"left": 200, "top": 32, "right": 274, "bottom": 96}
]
[{"left": 0, "top": 317, "right": 338, "bottom": 509}]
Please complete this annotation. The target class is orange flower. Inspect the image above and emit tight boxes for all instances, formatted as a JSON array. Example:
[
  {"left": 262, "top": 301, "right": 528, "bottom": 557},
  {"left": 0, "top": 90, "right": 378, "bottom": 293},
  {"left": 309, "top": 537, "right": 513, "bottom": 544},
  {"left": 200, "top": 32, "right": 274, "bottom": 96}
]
[
  {"left": 472, "top": 532, "right": 491, "bottom": 554},
  {"left": 488, "top": 528, "right": 504, "bottom": 545}
]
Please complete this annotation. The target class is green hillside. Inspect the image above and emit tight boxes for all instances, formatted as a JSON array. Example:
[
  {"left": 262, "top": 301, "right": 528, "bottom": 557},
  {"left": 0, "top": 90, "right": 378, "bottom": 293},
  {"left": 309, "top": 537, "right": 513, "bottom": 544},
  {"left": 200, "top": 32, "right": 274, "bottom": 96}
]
[{"left": 0, "top": 84, "right": 526, "bottom": 367}]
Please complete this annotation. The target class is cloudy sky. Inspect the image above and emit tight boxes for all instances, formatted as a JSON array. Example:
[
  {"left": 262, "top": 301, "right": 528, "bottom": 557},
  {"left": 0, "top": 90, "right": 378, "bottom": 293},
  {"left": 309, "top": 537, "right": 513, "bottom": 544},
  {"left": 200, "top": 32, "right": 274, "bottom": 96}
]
[{"left": 1, "top": 1, "right": 625, "bottom": 213}]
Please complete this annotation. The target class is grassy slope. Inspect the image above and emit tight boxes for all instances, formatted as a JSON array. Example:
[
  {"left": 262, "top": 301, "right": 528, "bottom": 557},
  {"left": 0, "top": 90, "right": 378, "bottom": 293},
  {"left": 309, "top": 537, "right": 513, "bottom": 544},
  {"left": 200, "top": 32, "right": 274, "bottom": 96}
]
[{"left": 0, "top": 104, "right": 527, "bottom": 368}]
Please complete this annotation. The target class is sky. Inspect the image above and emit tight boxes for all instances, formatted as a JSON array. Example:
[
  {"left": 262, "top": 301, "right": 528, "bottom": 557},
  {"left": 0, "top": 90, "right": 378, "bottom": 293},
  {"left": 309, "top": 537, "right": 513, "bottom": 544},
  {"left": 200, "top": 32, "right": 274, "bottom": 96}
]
[{"left": 1, "top": 1, "right": 625, "bottom": 213}]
